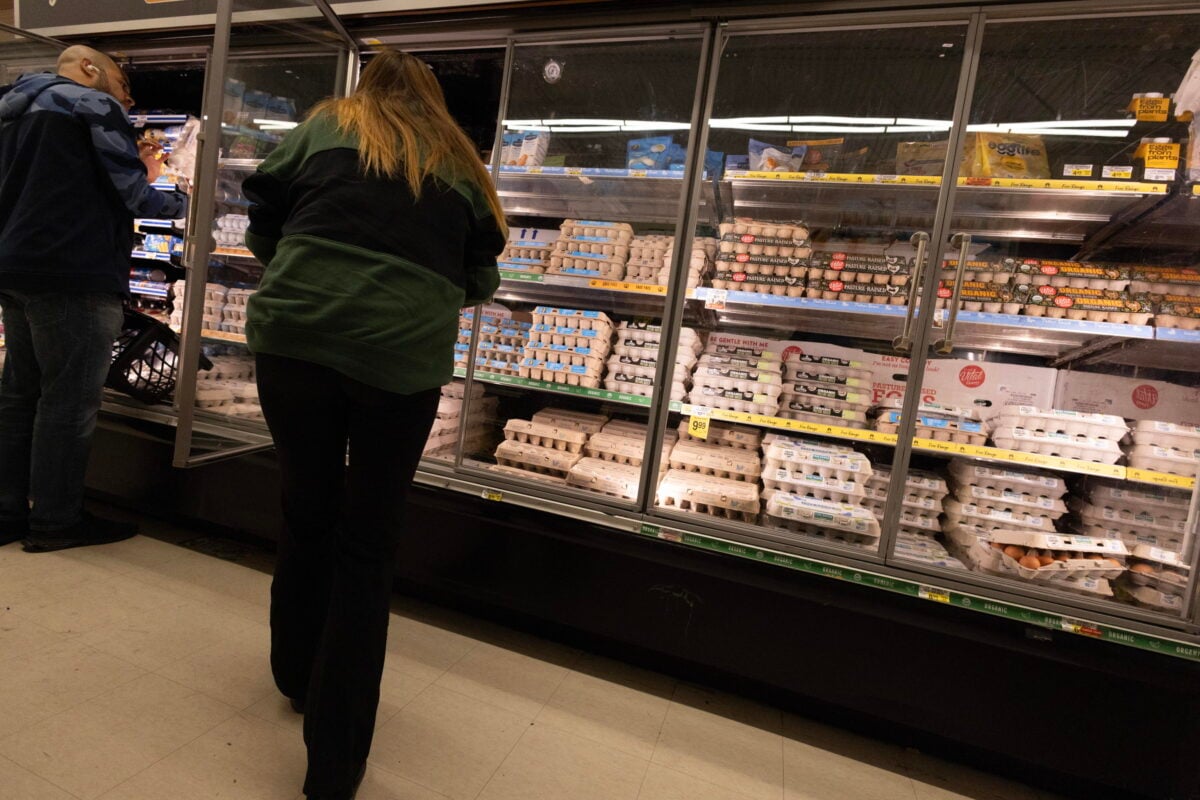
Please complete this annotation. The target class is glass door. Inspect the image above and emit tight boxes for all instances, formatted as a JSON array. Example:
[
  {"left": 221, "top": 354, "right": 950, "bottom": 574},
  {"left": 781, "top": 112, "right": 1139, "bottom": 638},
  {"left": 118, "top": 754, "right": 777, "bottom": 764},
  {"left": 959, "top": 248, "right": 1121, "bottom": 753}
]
[
  {"left": 171, "top": 0, "right": 357, "bottom": 467},
  {"left": 654, "top": 16, "right": 976, "bottom": 560},
  {"left": 895, "top": 10, "right": 1200, "bottom": 625}
]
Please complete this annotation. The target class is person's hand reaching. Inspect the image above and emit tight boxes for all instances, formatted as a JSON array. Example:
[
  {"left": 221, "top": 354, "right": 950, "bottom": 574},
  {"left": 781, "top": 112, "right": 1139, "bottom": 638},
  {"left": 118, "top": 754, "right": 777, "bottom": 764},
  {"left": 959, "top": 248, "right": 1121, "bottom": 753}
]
[{"left": 138, "top": 139, "right": 165, "bottom": 184}]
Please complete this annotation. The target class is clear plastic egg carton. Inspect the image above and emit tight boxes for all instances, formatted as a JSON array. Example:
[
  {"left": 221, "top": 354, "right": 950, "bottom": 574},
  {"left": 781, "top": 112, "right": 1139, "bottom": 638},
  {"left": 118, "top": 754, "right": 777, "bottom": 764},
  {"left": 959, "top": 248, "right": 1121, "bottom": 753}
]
[
  {"left": 762, "top": 493, "right": 880, "bottom": 541},
  {"left": 690, "top": 382, "right": 781, "bottom": 417},
  {"left": 952, "top": 484, "right": 1067, "bottom": 518},
  {"left": 656, "top": 469, "right": 761, "bottom": 522},
  {"left": 714, "top": 251, "right": 810, "bottom": 278},
  {"left": 782, "top": 361, "right": 871, "bottom": 389},
  {"left": 494, "top": 438, "right": 582, "bottom": 478},
  {"left": 678, "top": 418, "right": 762, "bottom": 449},
  {"left": 780, "top": 389, "right": 870, "bottom": 416},
  {"left": 1131, "top": 419, "right": 1200, "bottom": 451},
  {"left": 1010, "top": 260, "right": 1131, "bottom": 291},
  {"left": 1129, "top": 267, "right": 1200, "bottom": 297},
  {"left": 585, "top": 431, "right": 649, "bottom": 466},
  {"left": 1022, "top": 288, "right": 1153, "bottom": 325},
  {"left": 668, "top": 439, "right": 763, "bottom": 482},
  {"left": 1124, "top": 544, "right": 1190, "bottom": 592},
  {"left": 503, "top": 419, "right": 589, "bottom": 453},
  {"left": 948, "top": 460, "right": 1067, "bottom": 498},
  {"left": 933, "top": 283, "right": 1024, "bottom": 315},
  {"left": 944, "top": 498, "right": 1057, "bottom": 532},
  {"left": 984, "top": 530, "right": 1128, "bottom": 582},
  {"left": 518, "top": 358, "right": 602, "bottom": 388},
  {"left": 559, "top": 220, "right": 634, "bottom": 243},
  {"left": 567, "top": 457, "right": 644, "bottom": 500},
  {"left": 762, "top": 441, "right": 872, "bottom": 482},
  {"left": 1127, "top": 443, "right": 1200, "bottom": 477},
  {"left": 989, "top": 425, "right": 1123, "bottom": 464},
  {"left": 777, "top": 401, "right": 869, "bottom": 429},
  {"left": 805, "top": 280, "right": 908, "bottom": 305},
  {"left": 532, "top": 407, "right": 607, "bottom": 435},
  {"left": 992, "top": 405, "right": 1128, "bottom": 441}
]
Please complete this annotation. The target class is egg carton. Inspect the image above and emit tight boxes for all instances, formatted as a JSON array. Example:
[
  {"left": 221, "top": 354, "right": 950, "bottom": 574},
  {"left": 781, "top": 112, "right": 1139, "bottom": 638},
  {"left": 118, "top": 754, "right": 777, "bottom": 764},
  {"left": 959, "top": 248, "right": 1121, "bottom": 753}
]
[
  {"left": 1121, "top": 583, "right": 1185, "bottom": 612},
  {"left": 762, "top": 433, "right": 857, "bottom": 455},
  {"left": 1127, "top": 443, "right": 1200, "bottom": 477},
  {"left": 1125, "top": 563, "right": 1190, "bottom": 593},
  {"left": 606, "top": 379, "right": 687, "bottom": 401},
  {"left": 439, "top": 380, "right": 485, "bottom": 401},
  {"left": 218, "top": 402, "right": 263, "bottom": 420},
  {"left": 718, "top": 218, "right": 810, "bottom": 241},
  {"left": 527, "top": 325, "right": 613, "bottom": 352},
  {"left": 762, "top": 441, "right": 872, "bottom": 479},
  {"left": 989, "top": 528, "right": 1128, "bottom": 556},
  {"left": 1074, "top": 498, "right": 1188, "bottom": 533},
  {"left": 204, "top": 356, "right": 254, "bottom": 381},
  {"left": 657, "top": 469, "right": 761, "bottom": 521},
  {"left": 1010, "top": 259, "right": 1131, "bottom": 291},
  {"left": 1150, "top": 297, "right": 1200, "bottom": 330},
  {"left": 606, "top": 357, "right": 691, "bottom": 384},
  {"left": 715, "top": 252, "right": 810, "bottom": 278},
  {"left": 777, "top": 400, "right": 869, "bottom": 429},
  {"left": 627, "top": 234, "right": 672, "bottom": 260},
  {"left": 780, "top": 390, "right": 871, "bottom": 416},
  {"left": 875, "top": 414, "right": 986, "bottom": 445},
  {"left": 583, "top": 431, "right": 647, "bottom": 466},
  {"left": 497, "top": 260, "right": 548, "bottom": 274},
  {"left": 518, "top": 359, "right": 602, "bottom": 388},
  {"left": 690, "top": 384, "right": 781, "bottom": 417},
  {"left": 530, "top": 307, "right": 612, "bottom": 331},
  {"left": 611, "top": 343, "right": 696, "bottom": 366},
  {"left": 862, "top": 484, "right": 945, "bottom": 513},
  {"left": 937, "top": 255, "right": 1016, "bottom": 285},
  {"left": 704, "top": 335, "right": 782, "bottom": 362},
  {"left": 1129, "top": 267, "right": 1200, "bottom": 297},
  {"left": 228, "top": 382, "right": 259, "bottom": 403},
  {"left": 807, "top": 251, "right": 912, "bottom": 283},
  {"left": 195, "top": 386, "right": 235, "bottom": 408},
  {"left": 486, "top": 463, "right": 568, "bottom": 487},
  {"left": 225, "top": 288, "right": 254, "bottom": 306},
  {"left": 656, "top": 268, "right": 706, "bottom": 289},
  {"left": 944, "top": 498, "right": 1056, "bottom": 532},
  {"left": 948, "top": 460, "right": 1067, "bottom": 498},
  {"left": 864, "top": 464, "right": 949, "bottom": 496},
  {"left": 782, "top": 363, "right": 871, "bottom": 389},
  {"left": 668, "top": 439, "right": 762, "bottom": 482},
  {"left": 546, "top": 259, "right": 625, "bottom": 280},
  {"left": 204, "top": 283, "right": 228, "bottom": 302},
  {"left": 502, "top": 419, "right": 589, "bottom": 453},
  {"left": 1023, "top": 288, "right": 1153, "bottom": 325},
  {"left": 494, "top": 439, "right": 582, "bottom": 477},
  {"left": 710, "top": 272, "right": 807, "bottom": 296},
  {"left": 896, "top": 542, "right": 967, "bottom": 570},
  {"left": 806, "top": 280, "right": 908, "bottom": 305},
  {"left": 717, "top": 236, "right": 812, "bottom": 260},
  {"left": 500, "top": 242, "right": 554, "bottom": 260},
  {"left": 952, "top": 484, "right": 1067, "bottom": 518},
  {"left": 559, "top": 220, "right": 634, "bottom": 242},
  {"left": 698, "top": 353, "right": 783, "bottom": 376},
  {"left": 989, "top": 425, "right": 1123, "bottom": 464},
  {"left": 616, "top": 335, "right": 702, "bottom": 358},
  {"left": 933, "top": 282, "right": 1024, "bottom": 315},
  {"left": 762, "top": 492, "right": 881, "bottom": 540},
  {"left": 677, "top": 418, "right": 762, "bottom": 450},
  {"left": 531, "top": 407, "right": 608, "bottom": 435},
  {"left": 624, "top": 263, "right": 662, "bottom": 283},
  {"left": 782, "top": 381, "right": 872, "bottom": 409},
  {"left": 694, "top": 362, "right": 783, "bottom": 387},
  {"left": 616, "top": 322, "right": 701, "bottom": 349},
  {"left": 1130, "top": 419, "right": 1200, "bottom": 451},
  {"left": 553, "top": 238, "right": 630, "bottom": 260},
  {"left": 859, "top": 496, "right": 940, "bottom": 529},
  {"left": 564, "top": 458, "right": 646, "bottom": 501},
  {"left": 523, "top": 344, "right": 605, "bottom": 373},
  {"left": 1085, "top": 482, "right": 1190, "bottom": 517},
  {"left": 762, "top": 467, "right": 866, "bottom": 502},
  {"left": 971, "top": 544, "right": 1124, "bottom": 583},
  {"left": 1073, "top": 505, "right": 1187, "bottom": 543},
  {"left": 992, "top": 405, "right": 1128, "bottom": 441}
]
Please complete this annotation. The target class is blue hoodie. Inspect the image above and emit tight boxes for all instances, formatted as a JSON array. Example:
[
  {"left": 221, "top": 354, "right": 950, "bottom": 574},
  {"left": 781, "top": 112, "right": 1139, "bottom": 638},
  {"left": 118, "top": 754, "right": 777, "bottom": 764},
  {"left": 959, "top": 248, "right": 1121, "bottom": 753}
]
[{"left": 0, "top": 73, "right": 188, "bottom": 295}]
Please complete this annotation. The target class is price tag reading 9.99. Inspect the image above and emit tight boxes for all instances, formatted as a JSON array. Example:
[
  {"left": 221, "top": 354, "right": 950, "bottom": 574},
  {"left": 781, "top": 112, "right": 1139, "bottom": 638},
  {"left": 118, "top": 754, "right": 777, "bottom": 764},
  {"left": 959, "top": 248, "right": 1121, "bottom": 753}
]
[{"left": 687, "top": 408, "right": 711, "bottom": 440}]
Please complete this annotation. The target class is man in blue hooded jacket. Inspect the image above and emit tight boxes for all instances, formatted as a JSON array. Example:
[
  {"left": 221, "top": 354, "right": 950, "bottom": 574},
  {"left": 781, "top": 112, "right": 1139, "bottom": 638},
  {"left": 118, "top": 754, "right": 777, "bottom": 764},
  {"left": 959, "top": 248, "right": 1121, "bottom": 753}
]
[{"left": 0, "top": 45, "right": 187, "bottom": 551}]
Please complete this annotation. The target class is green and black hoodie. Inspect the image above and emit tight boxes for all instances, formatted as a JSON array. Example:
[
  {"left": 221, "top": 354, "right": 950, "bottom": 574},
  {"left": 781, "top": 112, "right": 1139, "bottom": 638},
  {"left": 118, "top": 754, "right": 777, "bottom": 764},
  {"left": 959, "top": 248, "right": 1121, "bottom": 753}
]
[{"left": 242, "top": 111, "right": 503, "bottom": 394}]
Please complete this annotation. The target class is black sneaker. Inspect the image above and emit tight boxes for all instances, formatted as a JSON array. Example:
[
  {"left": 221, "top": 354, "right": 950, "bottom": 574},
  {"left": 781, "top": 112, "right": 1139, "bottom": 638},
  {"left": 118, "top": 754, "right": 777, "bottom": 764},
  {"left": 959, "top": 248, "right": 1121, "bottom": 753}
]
[
  {"left": 23, "top": 512, "right": 137, "bottom": 553},
  {"left": 307, "top": 763, "right": 366, "bottom": 800},
  {"left": 0, "top": 518, "right": 28, "bottom": 546},
  {"left": 289, "top": 695, "right": 305, "bottom": 714}
]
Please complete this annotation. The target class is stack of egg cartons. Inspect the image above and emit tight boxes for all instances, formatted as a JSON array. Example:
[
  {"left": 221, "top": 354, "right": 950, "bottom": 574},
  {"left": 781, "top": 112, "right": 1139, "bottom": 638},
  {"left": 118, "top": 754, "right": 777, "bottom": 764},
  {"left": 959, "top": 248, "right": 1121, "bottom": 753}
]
[
  {"left": 664, "top": 237, "right": 718, "bottom": 289},
  {"left": 492, "top": 410, "right": 591, "bottom": 486},
  {"left": 1126, "top": 420, "right": 1200, "bottom": 478},
  {"left": 574, "top": 417, "right": 674, "bottom": 501},
  {"left": 547, "top": 220, "right": 631, "bottom": 280},
  {"left": 711, "top": 217, "right": 811, "bottom": 297},
  {"left": 170, "top": 281, "right": 230, "bottom": 335},
  {"left": 214, "top": 213, "right": 248, "bottom": 251},
  {"left": 658, "top": 424, "right": 762, "bottom": 522},
  {"left": 456, "top": 308, "right": 529, "bottom": 378},
  {"left": 624, "top": 235, "right": 673, "bottom": 284},
  {"left": 863, "top": 465, "right": 952, "bottom": 546},
  {"left": 780, "top": 351, "right": 872, "bottom": 429},
  {"left": 689, "top": 335, "right": 781, "bottom": 416},
  {"left": 987, "top": 406, "right": 1127, "bottom": 465},
  {"left": 424, "top": 381, "right": 498, "bottom": 459},
  {"left": 195, "top": 352, "right": 260, "bottom": 420},
  {"left": 607, "top": 321, "right": 699, "bottom": 401},
  {"left": 520, "top": 307, "right": 612, "bottom": 388},
  {"left": 759, "top": 434, "right": 880, "bottom": 546},
  {"left": 498, "top": 228, "right": 558, "bottom": 276},
  {"left": 221, "top": 288, "right": 253, "bottom": 336},
  {"left": 873, "top": 402, "right": 985, "bottom": 444},
  {"left": 1132, "top": 266, "right": 1200, "bottom": 330},
  {"left": 1075, "top": 480, "right": 1191, "bottom": 613}
]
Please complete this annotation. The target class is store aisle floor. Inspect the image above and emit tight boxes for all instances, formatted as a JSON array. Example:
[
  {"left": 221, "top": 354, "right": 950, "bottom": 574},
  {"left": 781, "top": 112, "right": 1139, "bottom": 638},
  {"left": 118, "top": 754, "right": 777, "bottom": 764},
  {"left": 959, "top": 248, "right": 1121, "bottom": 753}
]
[{"left": 1, "top": 513, "right": 1064, "bottom": 800}]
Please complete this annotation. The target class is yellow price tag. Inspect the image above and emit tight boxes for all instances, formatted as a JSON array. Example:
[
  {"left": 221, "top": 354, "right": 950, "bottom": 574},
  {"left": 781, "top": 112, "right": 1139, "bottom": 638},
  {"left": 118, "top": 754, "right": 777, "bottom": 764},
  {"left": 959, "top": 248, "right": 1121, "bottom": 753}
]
[
  {"left": 481, "top": 489, "right": 504, "bottom": 502},
  {"left": 688, "top": 415, "right": 710, "bottom": 440},
  {"left": 919, "top": 586, "right": 951, "bottom": 604}
]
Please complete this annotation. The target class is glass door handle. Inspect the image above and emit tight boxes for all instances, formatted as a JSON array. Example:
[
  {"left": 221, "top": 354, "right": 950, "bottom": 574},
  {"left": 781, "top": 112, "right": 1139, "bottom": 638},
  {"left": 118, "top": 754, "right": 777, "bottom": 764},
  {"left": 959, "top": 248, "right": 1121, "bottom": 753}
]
[
  {"left": 892, "top": 231, "right": 930, "bottom": 355},
  {"left": 932, "top": 233, "right": 972, "bottom": 355}
]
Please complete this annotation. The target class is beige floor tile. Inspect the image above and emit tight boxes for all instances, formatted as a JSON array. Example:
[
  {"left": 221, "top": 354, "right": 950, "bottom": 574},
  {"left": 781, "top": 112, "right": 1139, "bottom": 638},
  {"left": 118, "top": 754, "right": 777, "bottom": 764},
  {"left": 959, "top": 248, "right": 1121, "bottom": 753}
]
[
  {"left": 81, "top": 598, "right": 259, "bottom": 672},
  {"left": 783, "top": 732, "right": 915, "bottom": 800},
  {"left": 57, "top": 533, "right": 190, "bottom": 575},
  {"left": 356, "top": 765, "right": 453, "bottom": 800},
  {"left": 383, "top": 613, "right": 479, "bottom": 683},
  {"left": 370, "top": 684, "right": 528, "bottom": 800},
  {"left": 0, "top": 638, "right": 143, "bottom": 739},
  {"left": 478, "top": 721, "right": 647, "bottom": 800},
  {"left": 0, "top": 672, "right": 237, "bottom": 799},
  {"left": 0, "top": 754, "right": 77, "bottom": 800},
  {"left": 639, "top": 763, "right": 763, "bottom": 800},
  {"left": 536, "top": 653, "right": 674, "bottom": 760},
  {"left": 435, "top": 640, "right": 573, "bottom": 720},
  {"left": 906, "top": 753, "right": 1040, "bottom": 800},
  {"left": 16, "top": 572, "right": 191, "bottom": 637},
  {"left": 155, "top": 621, "right": 276, "bottom": 710},
  {"left": 97, "top": 713, "right": 306, "bottom": 800},
  {"left": 653, "top": 685, "right": 784, "bottom": 800},
  {"left": 0, "top": 607, "right": 69, "bottom": 663},
  {"left": 247, "top": 665, "right": 429, "bottom": 734},
  {"left": 2, "top": 548, "right": 118, "bottom": 616},
  {"left": 124, "top": 550, "right": 271, "bottom": 623}
]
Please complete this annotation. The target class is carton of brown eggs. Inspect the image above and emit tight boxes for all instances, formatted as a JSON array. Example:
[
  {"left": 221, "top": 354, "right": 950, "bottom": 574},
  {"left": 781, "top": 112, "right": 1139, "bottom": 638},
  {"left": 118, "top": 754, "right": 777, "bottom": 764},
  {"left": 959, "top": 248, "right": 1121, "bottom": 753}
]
[
  {"left": 807, "top": 251, "right": 913, "bottom": 284},
  {"left": 532, "top": 407, "right": 608, "bottom": 434},
  {"left": 1010, "top": 259, "right": 1131, "bottom": 291},
  {"left": 1150, "top": 295, "right": 1200, "bottom": 329},
  {"left": 566, "top": 457, "right": 646, "bottom": 501},
  {"left": 559, "top": 220, "right": 634, "bottom": 243},
  {"left": 1124, "top": 544, "right": 1190, "bottom": 592},
  {"left": 982, "top": 530, "right": 1127, "bottom": 583},
  {"left": 668, "top": 439, "right": 762, "bottom": 482},
  {"left": 1023, "top": 286, "right": 1153, "bottom": 324},
  {"left": 939, "top": 255, "right": 1017, "bottom": 286},
  {"left": 806, "top": 279, "right": 907, "bottom": 305},
  {"left": 763, "top": 493, "right": 881, "bottom": 541},
  {"left": 1122, "top": 584, "right": 1184, "bottom": 612},
  {"left": 715, "top": 252, "right": 809, "bottom": 280},
  {"left": 1129, "top": 266, "right": 1200, "bottom": 297},
  {"left": 502, "top": 419, "right": 589, "bottom": 454},
  {"left": 494, "top": 438, "right": 582, "bottom": 478},
  {"left": 934, "top": 282, "right": 1024, "bottom": 315},
  {"left": 711, "top": 271, "right": 806, "bottom": 297},
  {"left": 656, "top": 469, "right": 761, "bottom": 522},
  {"left": 717, "top": 218, "right": 811, "bottom": 253}
]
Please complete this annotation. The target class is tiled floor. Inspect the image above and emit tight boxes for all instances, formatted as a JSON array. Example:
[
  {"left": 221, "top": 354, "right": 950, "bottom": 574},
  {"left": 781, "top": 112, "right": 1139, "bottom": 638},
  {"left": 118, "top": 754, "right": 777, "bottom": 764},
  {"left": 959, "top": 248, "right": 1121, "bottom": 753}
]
[{"left": 0, "top": 514, "right": 1065, "bottom": 800}]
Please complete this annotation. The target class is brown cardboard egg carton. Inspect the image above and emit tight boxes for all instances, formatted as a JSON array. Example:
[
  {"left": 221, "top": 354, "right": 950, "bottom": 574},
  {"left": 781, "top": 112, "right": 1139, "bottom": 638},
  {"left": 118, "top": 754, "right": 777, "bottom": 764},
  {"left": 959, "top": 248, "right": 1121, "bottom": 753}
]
[
  {"left": 494, "top": 439, "right": 582, "bottom": 477},
  {"left": 553, "top": 238, "right": 630, "bottom": 260},
  {"left": 585, "top": 431, "right": 649, "bottom": 466},
  {"left": 1130, "top": 267, "right": 1200, "bottom": 297},
  {"left": 807, "top": 252, "right": 912, "bottom": 284},
  {"left": 762, "top": 492, "right": 881, "bottom": 540},
  {"left": 656, "top": 469, "right": 761, "bottom": 521},
  {"left": 938, "top": 256, "right": 1016, "bottom": 286},
  {"left": 1023, "top": 287, "right": 1153, "bottom": 324},
  {"left": 527, "top": 324, "right": 613, "bottom": 353},
  {"left": 993, "top": 405, "right": 1128, "bottom": 441},
  {"left": 762, "top": 441, "right": 872, "bottom": 482},
  {"left": 933, "top": 282, "right": 1024, "bottom": 315},
  {"left": 1150, "top": 295, "right": 1200, "bottom": 329},
  {"left": 566, "top": 457, "right": 647, "bottom": 501},
  {"left": 952, "top": 484, "right": 1067, "bottom": 518},
  {"left": 710, "top": 271, "right": 806, "bottom": 296},
  {"left": 806, "top": 279, "right": 907, "bottom": 305},
  {"left": 718, "top": 219, "right": 811, "bottom": 241},
  {"left": 948, "top": 460, "right": 1067, "bottom": 498},
  {"left": 1125, "top": 543, "right": 1190, "bottom": 592},
  {"left": 530, "top": 307, "right": 613, "bottom": 331},
  {"left": 715, "top": 251, "right": 810, "bottom": 278},
  {"left": 532, "top": 407, "right": 608, "bottom": 435},
  {"left": 1122, "top": 584, "right": 1185, "bottom": 612},
  {"left": 1010, "top": 259, "right": 1131, "bottom": 291},
  {"left": 989, "top": 425, "right": 1124, "bottom": 464},
  {"left": 1127, "top": 443, "right": 1200, "bottom": 477},
  {"left": 518, "top": 358, "right": 602, "bottom": 388},
  {"left": 944, "top": 498, "right": 1057, "bottom": 532},
  {"left": 678, "top": 418, "right": 763, "bottom": 450},
  {"left": 546, "top": 256, "right": 625, "bottom": 280},
  {"left": 488, "top": 463, "right": 568, "bottom": 486},
  {"left": 503, "top": 419, "right": 589, "bottom": 453},
  {"left": 777, "top": 401, "right": 869, "bottom": 429},
  {"left": 559, "top": 220, "right": 634, "bottom": 243},
  {"left": 668, "top": 439, "right": 763, "bottom": 482},
  {"left": 526, "top": 344, "right": 606, "bottom": 373}
]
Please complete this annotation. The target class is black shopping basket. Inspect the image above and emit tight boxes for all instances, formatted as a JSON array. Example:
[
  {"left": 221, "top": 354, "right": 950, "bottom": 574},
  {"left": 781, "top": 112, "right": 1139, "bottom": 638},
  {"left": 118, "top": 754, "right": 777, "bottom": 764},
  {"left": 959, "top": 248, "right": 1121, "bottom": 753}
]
[{"left": 106, "top": 309, "right": 211, "bottom": 404}]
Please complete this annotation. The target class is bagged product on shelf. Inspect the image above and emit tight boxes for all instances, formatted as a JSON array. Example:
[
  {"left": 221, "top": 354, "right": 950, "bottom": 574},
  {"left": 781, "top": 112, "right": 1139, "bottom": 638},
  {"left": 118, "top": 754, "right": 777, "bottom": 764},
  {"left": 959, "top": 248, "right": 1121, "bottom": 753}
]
[
  {"left": 896, "top": 139, "right": 951, "bottom": 176},
  {"left": 785, "top": 137, "right": 844, "bottom": 172},
  {"left": 1023, "top": 285, "right": 1153, "bottom": 324},
  {"left": 748, "top": 138, "right": 806, "bottom": 172},
  {"left": 656, "top": 468, "right": 761, "bottom": 521},
  {"left": 960, "top": 132, "right": 1050, "bottom": 179},
  {"left": 516, "top": 130, "right": 551, "bottom": 167},
  {"left": 626, "top": 136, "right": 673, "bottom": 170}
]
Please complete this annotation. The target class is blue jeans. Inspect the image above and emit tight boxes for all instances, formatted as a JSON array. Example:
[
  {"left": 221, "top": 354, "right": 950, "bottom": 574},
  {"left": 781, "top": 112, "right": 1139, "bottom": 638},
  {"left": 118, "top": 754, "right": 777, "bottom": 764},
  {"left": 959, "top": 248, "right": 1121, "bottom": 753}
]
[{"left": 0, "top": 290, "right": 124, "bottom": 532}]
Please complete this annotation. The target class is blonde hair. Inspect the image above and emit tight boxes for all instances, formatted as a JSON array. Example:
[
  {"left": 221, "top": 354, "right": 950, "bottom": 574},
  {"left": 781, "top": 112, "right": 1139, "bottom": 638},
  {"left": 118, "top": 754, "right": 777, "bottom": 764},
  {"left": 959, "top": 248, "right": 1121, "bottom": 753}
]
[{"left": 310, "top": 50, "right": 507, "bottom": 234}]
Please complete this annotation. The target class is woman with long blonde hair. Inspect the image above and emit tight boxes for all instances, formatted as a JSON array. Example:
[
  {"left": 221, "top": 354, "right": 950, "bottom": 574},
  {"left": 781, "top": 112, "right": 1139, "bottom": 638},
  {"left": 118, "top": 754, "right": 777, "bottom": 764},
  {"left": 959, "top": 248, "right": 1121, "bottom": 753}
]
[{"left": 242, "top": 50, "right": 505, "bottom": 800}]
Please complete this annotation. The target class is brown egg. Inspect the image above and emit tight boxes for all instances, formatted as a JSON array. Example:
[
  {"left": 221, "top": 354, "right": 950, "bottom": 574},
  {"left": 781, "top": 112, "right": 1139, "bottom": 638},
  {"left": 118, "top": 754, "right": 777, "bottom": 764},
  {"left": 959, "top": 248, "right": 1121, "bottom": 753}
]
[
  {"left": 1037, "top": 555, "right": 1055, "bottom": 567},
  {"left": 1086, "top": 553, "right": 1104, "bottom": 561},
  {"left": 1130, "top": 562, "right": 1157, "bottom": 574},
  {"left": 1054, "top": 552, "right": 1071, "bottom": 561},
  {"left": 1102, "top": 558, "right": 1122, "bottom": 568},
  {"left": 1003, "top": 545, "right": 1026, "bottom": 560},
  {"left": 990, "top": 541, "right": 1004, "bottom": 550},
  {"left": 1019, "top": 555, "right": 1042, "bottom": 570}
]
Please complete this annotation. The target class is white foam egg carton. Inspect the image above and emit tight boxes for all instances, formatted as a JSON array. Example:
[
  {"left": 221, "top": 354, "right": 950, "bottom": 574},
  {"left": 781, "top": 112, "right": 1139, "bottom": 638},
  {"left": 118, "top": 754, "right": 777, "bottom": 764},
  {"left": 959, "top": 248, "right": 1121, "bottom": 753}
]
[
  {"left": 560, "top": 220, "right": 634, "bottom": 242},
  {"left": 488, "top": 463, "right": 568, "bottom": 486},
  {"left": 553, "top": 238, "right": 630, "bottom": 260},
  {"left": 944, "top": 498, "right": 1056, "bottom": 531},
  {"left": 690, "top": 385, "right": 780, "bottom": 417},
  {"left": 1123, "top": 584, "right": 1184, "bottom": 612},
  {"left": 518, "top": 358, "right": 601, "bottom": 388},
  {"left": 762, "top": 441, "right": 872, "bottom": 480},
  {"left": 566, "top": 457, "right": 644, "bottom": 500},
  {"left": 494, "top": 439, "right": 582, "bottom": 477},
  {"left": 763, "top": 492, "right": 880, "bottom": 539},
  {"left": 989, "top": 425, "right": 1123, "bottom": 464},
  {"left": 503, "top": 419, "right": 589, "bottom": 453},
  {"left": 527, "top": 324, "right": 613, "bottom": 352},
  {"left": 1127, "top": 443, "right": 1200, "bottom": 477},
  {"left": 992, "top": 405, "right": 1128, "bottom": 441},
  {"left": 668, "top": 439, "right": 762, "bottom": 482},
  {"left": 656, "top": 469, "right": 761, "bottom": 521},
  {"left": 952, "top": 484, "right": 1067, "bottom": 518},
  {"left": 678, "top": 419, "right": 762, "bottom": 450},
  {"left": 948, "top": 460, "right": 1067, "bottom": 498},
  {"left": 526, "top": 344, "right": 606, "bottom": 372},
  {"left": 585, "top": 431, "right": 648, "bottom": 466},
  {"left": 531, "top": 407, "right": 607, "bottom": 434},
  {"left": 1131, "top": 419, "right": 1200, "bottom": 451},
  {"left": 762, "top": 466, "right": 866, "bottom": 502},
  {"left": 777, "top": 402, "right": 869, "bottom": 429}
]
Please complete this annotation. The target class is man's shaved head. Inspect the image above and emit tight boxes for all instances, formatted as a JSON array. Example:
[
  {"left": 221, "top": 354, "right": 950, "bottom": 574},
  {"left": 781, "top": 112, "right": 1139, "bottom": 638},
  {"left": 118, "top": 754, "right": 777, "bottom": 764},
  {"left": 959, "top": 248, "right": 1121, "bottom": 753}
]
[
  {"left": 57, "top": 45, "right": 117, "bottom": 75},
  {"left": 57, "top": 45, "right": 133, "bottom": 111}
]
